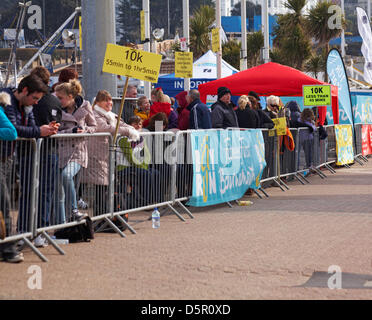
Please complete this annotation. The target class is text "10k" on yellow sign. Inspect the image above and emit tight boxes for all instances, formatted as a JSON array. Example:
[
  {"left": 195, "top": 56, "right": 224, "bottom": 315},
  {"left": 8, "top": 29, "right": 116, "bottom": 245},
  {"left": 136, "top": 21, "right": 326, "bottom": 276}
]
[{"left": 102, "top": 43, "right": 162, "bottom": 83}]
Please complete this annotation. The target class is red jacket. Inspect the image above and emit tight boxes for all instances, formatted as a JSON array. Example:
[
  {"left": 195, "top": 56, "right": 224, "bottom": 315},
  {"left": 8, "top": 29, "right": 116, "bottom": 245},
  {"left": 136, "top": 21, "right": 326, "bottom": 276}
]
[
  {"left": 143, "top": 101, "right": 171, "bottom": 127},
  {"left": 177, "top": 106, "right": 190, "bottom": 130}
]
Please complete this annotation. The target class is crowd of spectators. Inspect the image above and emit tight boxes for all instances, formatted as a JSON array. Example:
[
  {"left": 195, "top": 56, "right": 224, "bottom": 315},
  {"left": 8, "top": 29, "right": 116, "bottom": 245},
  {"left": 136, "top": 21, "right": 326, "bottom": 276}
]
[{"left": 0, "top": 69, "right": 324, "bottom": 263}]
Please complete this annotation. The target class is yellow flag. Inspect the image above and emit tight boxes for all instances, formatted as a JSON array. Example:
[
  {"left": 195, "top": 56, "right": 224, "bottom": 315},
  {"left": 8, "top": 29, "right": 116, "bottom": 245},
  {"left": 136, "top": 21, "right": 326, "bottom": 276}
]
[{"left": 211, "top": 28, "right": 220, "bottom": 53}]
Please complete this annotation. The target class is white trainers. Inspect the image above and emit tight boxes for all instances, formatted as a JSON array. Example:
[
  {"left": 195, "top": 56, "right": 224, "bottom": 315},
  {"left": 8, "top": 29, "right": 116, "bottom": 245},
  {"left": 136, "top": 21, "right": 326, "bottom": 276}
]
[
  {"left": 34, "top": 234, "right": 48, "bottom": 248},
  {"left": 78, "top": 198, "right": 88, "bottom": 209}
]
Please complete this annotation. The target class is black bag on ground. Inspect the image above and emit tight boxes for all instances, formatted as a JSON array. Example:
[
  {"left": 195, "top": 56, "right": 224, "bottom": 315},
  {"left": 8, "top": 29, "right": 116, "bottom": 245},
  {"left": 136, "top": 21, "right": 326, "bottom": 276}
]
[{"left": 54, "top": 216, "right": 94, "bottom": 243}]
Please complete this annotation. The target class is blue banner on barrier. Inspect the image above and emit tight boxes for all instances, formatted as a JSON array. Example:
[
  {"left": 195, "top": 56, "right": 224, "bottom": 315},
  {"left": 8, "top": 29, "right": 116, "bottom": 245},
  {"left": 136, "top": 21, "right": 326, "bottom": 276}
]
[{"left": 187, "top": 129, "right": 266, "bottom": 207}]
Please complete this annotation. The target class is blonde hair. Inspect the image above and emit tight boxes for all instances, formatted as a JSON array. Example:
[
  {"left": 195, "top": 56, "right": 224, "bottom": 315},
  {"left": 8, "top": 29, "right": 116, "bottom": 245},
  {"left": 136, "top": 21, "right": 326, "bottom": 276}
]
[
  {"left": 55, "top": 79, "right": 82, "bottom": 98},
  {"left": 151, "top": 88, "right": 168, "bottom": 103},
  {"left": 163, "top": 94, "right": 171, "bottom": 104},
  {"left": 238, "top": 95, "right": 251, "bottom": 110},
  {"left": 266, "top": 95, "right": 279, "bottom": 107}
]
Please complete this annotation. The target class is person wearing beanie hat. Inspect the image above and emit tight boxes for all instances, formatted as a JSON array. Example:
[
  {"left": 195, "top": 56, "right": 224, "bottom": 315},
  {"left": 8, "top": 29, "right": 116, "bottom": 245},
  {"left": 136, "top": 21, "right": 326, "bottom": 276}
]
[
  {"left": 211, "top": 86, "right": 238, "bottom": 129},
  {"left": 217, "top": 87, "right": 231, "bottom": 100}
]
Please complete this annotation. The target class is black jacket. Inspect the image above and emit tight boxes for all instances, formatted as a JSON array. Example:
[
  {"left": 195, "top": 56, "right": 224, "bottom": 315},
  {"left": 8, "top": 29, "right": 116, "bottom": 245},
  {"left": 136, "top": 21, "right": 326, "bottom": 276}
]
[
  {"left": 255, "top": 109, "right": 274, "bottom": 129},
  {"left": 236, "top": 107, "right": 260, "bottom": 129},
  {"left": 211, "top": 100, "right": 239, "bottom": 129},
  {"left": 33, "top": 88, "right": 62, "bottom": 126}
]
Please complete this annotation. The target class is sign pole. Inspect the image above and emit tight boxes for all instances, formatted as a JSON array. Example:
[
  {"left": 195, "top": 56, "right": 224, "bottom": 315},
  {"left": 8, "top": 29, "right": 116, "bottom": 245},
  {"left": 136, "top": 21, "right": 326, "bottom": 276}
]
[{"left": 113, "top": 76, "right": 129, "bottom": 144}]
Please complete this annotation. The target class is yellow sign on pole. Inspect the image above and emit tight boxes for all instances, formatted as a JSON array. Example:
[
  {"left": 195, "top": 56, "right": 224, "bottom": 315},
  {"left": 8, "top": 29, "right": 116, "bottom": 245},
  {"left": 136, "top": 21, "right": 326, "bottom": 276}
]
[
  {"left": 175, "top": 52, "right": 193, "bottom": 79},
  {"left": 303, "top": 85, "right": 331, "bottom": 106},
  {"left": 272, "top": 117, "right": 287, "bottom": 136},
  {"left": 102, "top": 43, "right": 162, "bottom": 83},
  {"left": 211, "top": 28, "right": 220, "bottom": 53},
  {"left": 140, "top": 10, "right": 145, "bottom": 42},
  {"left": 79, "top": 16, "right": 82, "bottom": 50}
]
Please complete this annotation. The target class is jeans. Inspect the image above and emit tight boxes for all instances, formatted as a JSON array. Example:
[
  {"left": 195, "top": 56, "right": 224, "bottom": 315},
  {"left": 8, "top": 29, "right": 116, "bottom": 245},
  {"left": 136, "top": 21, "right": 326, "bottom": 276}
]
[
  {"left": 0, "top": 158, "right": 13, "bottom": 236},
  {"left": 58, "top": 161, "right": 81, "bottom": 224},
  {"left": 301, "top": 139, "right": 314, "bottom": 169},
  {"left": 38, "top": 153, "right": 59, "bottom": 228}
]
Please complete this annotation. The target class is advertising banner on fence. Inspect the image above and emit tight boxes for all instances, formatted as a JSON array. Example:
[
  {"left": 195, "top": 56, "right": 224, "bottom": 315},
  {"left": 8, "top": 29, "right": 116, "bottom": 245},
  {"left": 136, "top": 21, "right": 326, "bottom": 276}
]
[
  {"left": 362, "top": 124, "right": 372, "bottom": 155},
  {"left": 187, "top": 129, "right": 266, "bottom": 207},
  {"left": 334, "top": 125, "right": 354, "bottom": 165}
]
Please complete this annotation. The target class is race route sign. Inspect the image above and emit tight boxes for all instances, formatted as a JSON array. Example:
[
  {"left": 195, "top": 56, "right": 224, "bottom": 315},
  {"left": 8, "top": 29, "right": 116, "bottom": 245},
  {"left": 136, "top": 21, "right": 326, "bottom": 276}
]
[
  {"left": 175, "top": 52, "right": 193, "bottom": 78},
  {"left": 303, "top": 85, "right": 331, "bottom": 107},
  {"left": 102, "top": 43, "right": 162, "bottom": 83},
  {"left": 211, "top": 28, "right": 220, "bottom": 53}
]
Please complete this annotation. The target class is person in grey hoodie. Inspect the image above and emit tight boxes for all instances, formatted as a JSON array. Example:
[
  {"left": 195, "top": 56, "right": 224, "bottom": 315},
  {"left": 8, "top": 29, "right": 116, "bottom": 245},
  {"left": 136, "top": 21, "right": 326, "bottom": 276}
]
[{"left": 211, "top": 87, "right": 239, "bottom": 129}]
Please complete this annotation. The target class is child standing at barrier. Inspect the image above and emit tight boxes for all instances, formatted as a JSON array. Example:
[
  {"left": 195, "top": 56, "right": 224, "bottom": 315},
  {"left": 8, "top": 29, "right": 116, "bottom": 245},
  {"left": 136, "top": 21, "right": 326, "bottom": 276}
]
[
  {"left": 55, "top": 80, "right": 97, "bottom": 223},
  {"left": 298, "top": 108, "right": 316, "bottom": 170},
  {"left": 116, "top": 116, "right": 160, "bottom": 209}
]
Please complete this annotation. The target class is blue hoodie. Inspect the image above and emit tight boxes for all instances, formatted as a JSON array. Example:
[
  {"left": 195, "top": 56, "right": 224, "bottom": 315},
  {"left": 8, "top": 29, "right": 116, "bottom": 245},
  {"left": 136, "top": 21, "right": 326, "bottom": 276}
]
[{"left": 0, "top": 92, "right": 17, "bottom": 141}]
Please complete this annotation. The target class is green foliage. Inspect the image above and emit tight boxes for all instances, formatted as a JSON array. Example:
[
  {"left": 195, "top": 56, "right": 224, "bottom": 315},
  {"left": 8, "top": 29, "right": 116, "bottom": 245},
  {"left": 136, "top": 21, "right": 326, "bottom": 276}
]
[
  {"left": 271, "top": 0, "right": 311, "bottom": 70},
  {"left": 305, "top": 0, "right": 345, "bottom": 47},
  {"left": 246, "top": 31, "right": 264, "bottom": 67},
  {"left": 189, "top": 5, "right": 215, "bottom": 59},
  {"left": 222, "top": 39, "right": 241, "bottom": 70},
  {"left": 304, "top": 53, "right": 326, "bottom": 79}
]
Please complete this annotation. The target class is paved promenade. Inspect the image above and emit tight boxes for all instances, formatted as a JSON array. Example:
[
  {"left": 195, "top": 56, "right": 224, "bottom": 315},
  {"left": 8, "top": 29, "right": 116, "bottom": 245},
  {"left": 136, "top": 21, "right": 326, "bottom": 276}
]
[{"left": 1, "top": 160, "right": 372, "bottom": 300}]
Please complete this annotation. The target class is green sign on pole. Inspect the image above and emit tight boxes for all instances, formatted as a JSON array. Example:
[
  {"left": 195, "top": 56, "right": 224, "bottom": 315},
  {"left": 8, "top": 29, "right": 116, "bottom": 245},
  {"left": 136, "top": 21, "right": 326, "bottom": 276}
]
[{"left": 303, "top": 85, "right": 331, "bottom": 107}]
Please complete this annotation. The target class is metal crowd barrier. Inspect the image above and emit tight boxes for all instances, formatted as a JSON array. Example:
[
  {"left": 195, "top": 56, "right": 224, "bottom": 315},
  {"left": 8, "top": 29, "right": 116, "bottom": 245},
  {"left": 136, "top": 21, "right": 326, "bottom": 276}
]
[
  {"left": 1, "top": 124, "right": 366, "bottom": 262},
  {"left": 354, "top": 124, "right": 369, "bottom": 164}
]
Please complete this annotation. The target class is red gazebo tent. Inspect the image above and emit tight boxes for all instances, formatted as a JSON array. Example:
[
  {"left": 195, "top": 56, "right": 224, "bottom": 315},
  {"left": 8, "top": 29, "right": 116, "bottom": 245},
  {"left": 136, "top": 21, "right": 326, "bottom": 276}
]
[{"left": 198, "top": 62, "right": 339, "bottom": 125}]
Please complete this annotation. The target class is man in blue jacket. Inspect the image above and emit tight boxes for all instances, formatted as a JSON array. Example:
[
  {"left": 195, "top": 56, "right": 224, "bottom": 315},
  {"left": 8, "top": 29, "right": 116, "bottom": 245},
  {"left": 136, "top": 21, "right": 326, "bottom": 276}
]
[
  {"left": 1, "top": 75, "right": 58, "bottom": 236},
  {"left": 186, "top": 89, "right": 212, "bottom": 130}
]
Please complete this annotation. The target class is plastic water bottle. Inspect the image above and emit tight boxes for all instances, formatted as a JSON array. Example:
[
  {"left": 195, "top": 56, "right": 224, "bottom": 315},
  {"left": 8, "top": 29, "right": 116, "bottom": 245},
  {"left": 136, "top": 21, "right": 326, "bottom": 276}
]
[{"left": 152, "top": 208, "right": 160, "bottom": 229}]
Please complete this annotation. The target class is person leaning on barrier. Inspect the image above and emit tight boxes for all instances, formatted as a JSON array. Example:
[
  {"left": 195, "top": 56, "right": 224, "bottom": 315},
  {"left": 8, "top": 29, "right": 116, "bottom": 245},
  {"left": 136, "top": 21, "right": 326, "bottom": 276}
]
[
  {"left": 287, "top": 101, "right": 301, "bottom": 128},
  {"left": 211, "top": 87, "right": 239, "bottom": 129},
  {"left": 55, "top": 79, "right": 97, "bottom": 223},
  {"left": 186, "top": 89, "right": 212, "bottom": 130},
  {"left": 143, "top": 88, "right": 173, "bottom": 128},
  {"left": 134, "top": 95, "right": 150, "bottom": 122},
  {"left": 298, "top": 108, "right": 317, "bottom": 169},
  {"left": 264, "top": 95, "right": 280, "bottom": 119},
  {"left": 29, "top": 66, "right": 63, "bottom": 247},
  {"left": 0, "top": 92, "right": 24, "bottom": 263},
  {"left": 248, "top": 95, "right": 274, "bottom": 129},
  {"left": 1, "top": 75, "right": 58, "bottom": 236},
  {"left": 82, "top": 90, "right": 139, "bottom": 216},
  {"left": 163, "top": 94, "right": 178, "bottom": 129},
  {"left": 235, "top": 95, "right": 260, "bottom": 129}
]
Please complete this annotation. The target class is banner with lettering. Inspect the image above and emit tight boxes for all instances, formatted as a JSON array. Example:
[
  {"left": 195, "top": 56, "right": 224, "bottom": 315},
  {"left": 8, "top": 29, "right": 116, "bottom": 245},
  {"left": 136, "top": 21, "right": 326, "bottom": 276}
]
[
  {"left": 334, "top": 124, "right": 354, "bottom": 165},
  {"left": 362, "top": 124, "right": 372, "bottom": 155},
  {"left": 326, "top": 49, "right": 353, "bottom": 125},
  {"left": 187, "top": 129, "right": 266, "bottom": 207}
]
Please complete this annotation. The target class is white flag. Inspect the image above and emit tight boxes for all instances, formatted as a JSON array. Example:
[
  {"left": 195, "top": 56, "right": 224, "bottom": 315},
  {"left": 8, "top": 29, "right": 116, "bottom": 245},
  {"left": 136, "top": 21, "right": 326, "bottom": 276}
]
[{"left": 357, "top": 7, "right": 372, "bottom": 84}]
